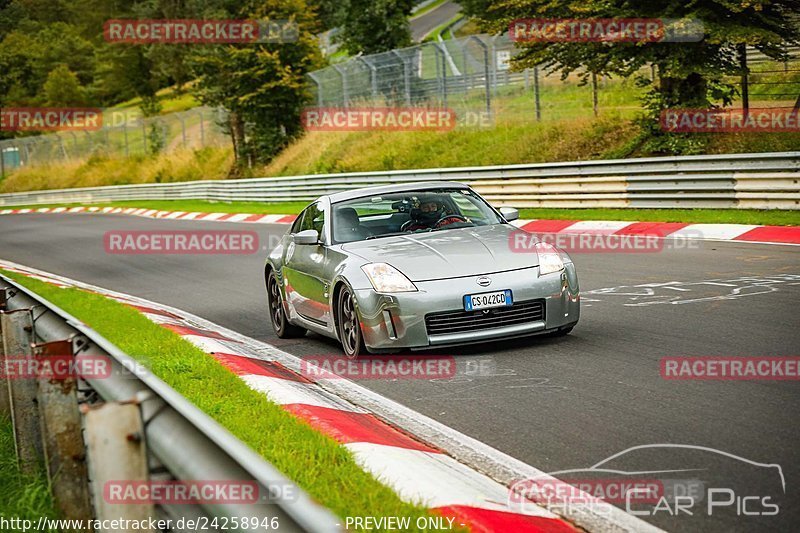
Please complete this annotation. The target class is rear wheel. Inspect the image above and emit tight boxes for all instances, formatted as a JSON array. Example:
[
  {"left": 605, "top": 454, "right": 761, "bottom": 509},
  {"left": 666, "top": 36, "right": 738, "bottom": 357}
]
[
  {"left": 267, "top": 271, "right": 306, "bottom": 338},
  {"left": 337, "top": 286, "right": 366, "bottom": 359}
]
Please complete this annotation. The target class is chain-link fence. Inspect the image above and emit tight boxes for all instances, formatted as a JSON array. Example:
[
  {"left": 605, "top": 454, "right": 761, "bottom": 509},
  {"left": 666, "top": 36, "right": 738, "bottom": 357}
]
[
  {"left": 2, "top": 35, "right": 798, "bottom": 175},
  {"left": 309, "top": 35, "right": 800, "bottom": 124},
  {"left": 0, "top": 107, "right": 230, "bottom": 173}
]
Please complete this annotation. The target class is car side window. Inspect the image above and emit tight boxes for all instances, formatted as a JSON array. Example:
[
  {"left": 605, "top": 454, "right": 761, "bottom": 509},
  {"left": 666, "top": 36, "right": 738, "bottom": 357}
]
[
  {"left": 290, "top": 210, "right": 306, "bottom": 233},
  {"left": 301, "top": 202, "right": 325, "bottom": 236}
]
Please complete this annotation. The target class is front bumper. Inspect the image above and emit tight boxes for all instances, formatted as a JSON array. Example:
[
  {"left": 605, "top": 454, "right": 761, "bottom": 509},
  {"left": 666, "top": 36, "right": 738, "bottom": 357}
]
[{"left": 354, "top": 264, "right": 580, "bottom": 352}]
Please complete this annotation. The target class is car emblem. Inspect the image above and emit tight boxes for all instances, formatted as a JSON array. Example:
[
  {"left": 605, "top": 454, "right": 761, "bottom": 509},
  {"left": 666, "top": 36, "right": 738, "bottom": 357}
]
[{"left": 476, "top": 276, "right": 491, "bottom": 287}]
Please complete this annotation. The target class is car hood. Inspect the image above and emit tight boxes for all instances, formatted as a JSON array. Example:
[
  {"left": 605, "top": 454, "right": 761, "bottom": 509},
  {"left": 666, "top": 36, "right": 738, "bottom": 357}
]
[{"left": 341, "top": 224, "right": 539, "bottom": 281}]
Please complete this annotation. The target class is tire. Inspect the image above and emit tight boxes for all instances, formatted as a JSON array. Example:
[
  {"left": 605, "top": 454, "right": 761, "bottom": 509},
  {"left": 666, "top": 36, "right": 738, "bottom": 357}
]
[
  {"left": 336, "top": 286, "right": 366, "bottom": 359},
  {"left": 267, "top": 271, "right": 306, "bottom": 338}
]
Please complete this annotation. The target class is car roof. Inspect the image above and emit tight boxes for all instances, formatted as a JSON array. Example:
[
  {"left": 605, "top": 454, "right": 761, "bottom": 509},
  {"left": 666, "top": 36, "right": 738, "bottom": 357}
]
[{"left": 326, "top": 181, "right": 469, "bottom": 203}]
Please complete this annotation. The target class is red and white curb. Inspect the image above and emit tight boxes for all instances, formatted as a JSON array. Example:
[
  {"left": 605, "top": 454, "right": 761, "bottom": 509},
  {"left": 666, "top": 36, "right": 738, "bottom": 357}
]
[
  {"left": 2, "top": 204, "right": 798, "bottom": 246},
  {"left": 0, "top": 206, "right": 298, "bottom": 225},
  {"left": 508, "top": 219, "right": 800, "bottom": 246},
  {"left": 0, "top": 259, "right": 662, "bottom": 533}
]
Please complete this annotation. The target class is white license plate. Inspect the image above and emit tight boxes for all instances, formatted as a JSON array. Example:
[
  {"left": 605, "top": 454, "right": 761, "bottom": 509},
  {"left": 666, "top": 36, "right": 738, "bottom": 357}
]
[{"left": 464, "top": 289, "right": 513, "bottom": 311}]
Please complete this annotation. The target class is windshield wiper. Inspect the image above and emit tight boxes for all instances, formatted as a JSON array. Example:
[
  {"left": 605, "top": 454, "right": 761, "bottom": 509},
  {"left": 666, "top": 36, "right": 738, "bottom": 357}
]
[{"left": 365, "top": 231, "right": 410, "bottom": 240}]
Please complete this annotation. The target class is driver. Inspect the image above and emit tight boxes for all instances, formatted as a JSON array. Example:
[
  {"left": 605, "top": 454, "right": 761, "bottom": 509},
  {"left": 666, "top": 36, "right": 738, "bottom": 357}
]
[{"left": 401, "top": 194, "right": 465, "bottom": 231}]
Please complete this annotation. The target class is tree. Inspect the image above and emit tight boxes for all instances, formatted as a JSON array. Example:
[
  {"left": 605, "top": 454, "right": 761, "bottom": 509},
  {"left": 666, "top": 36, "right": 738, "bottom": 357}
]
[
  {"left": 44, "top": 64, "right": 87, "bottom": 106},
  {"left": 338, "top": 0, "right": 415, "bottom": 55},
  {"left": 190, "top": 0, "right": 324, "bottom": 168},
  {"left": 462, "top": 0, "right": 800, "bottom": 152}
]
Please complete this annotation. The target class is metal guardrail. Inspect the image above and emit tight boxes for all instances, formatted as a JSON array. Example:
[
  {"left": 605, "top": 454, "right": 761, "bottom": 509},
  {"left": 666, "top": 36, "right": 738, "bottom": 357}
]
[
  {"left": 0, "top": 274, "right": 340, "bottom": 532},
  {"left": 0, "top": 152, "right": 798, "bottom": 210}
]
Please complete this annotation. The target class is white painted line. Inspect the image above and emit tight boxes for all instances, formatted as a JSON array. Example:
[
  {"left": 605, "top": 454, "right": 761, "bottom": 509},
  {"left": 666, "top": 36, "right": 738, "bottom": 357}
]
[
  {"left": 179, "top": 212, "right": 202, "bottom": 220},
  {"left": 226, "top": 213, "right": 252, "bottom": 222},
  {"left": 560, "top": 220, "right": 635, "bottom": 234},
  {"left": 345, "top": 442, "right": 557, "bottom": 517},
  {"left": 52, "top": 207, "right": 67, "bottom": 213},
  {"left": 242, "top": 375, "right": 367, "bottom": 413},
  {"left": 198, "top": 212, "right": 227, "bottom": 221},
  {"left": 166, "top": 211, "right": 187, "bottom": 219},
  {"left": 671, "top": 223, "right": 759, "bottom": 241}
]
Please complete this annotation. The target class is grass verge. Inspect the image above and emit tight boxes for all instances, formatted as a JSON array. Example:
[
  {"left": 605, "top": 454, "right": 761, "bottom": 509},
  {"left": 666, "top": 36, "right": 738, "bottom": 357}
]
[
  {"left": 0, "top": 414, "right": 59, "bottom": 529},
  {"left": 0, "top": 270, "right": 445, "bottom": 531},
  {"left": 3, "top": 201, "right": 797, "bottom": 226}
]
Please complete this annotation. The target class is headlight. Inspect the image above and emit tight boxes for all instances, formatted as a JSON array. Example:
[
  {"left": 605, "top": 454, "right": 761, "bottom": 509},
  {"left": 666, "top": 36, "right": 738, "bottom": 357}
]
[
  {"left": 361, "top": 263, "right": 418, "bottom": 293},
  {"left": 535, "top": 242, "right": 564, "bottom": 276}
]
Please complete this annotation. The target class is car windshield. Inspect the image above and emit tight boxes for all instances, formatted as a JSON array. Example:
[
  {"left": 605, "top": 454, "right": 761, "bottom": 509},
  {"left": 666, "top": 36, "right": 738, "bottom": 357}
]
[{"left": 331, "top": 188, "right": 505, "bottom": 243}]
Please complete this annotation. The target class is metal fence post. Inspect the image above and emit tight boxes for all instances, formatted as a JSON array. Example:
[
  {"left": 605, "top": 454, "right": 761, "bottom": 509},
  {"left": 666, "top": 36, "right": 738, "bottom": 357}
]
[
  {"left": 359, "top": 57, "right": 379, "bottom": 102},
  {"left": 141, "top": 120, "right": 148, "bottom": 154},
  {"left": 391, "top": 51, "right": 412, "bottom": 106},
  {"left": 534, "top": 66, "right": 541, "bottom": 121},
  {"left": 181, "top": 116, "right": 187, "bottom": 148},
  {"left": 433, "top": 44, "right": 448, "bottom": 107},
  {"left": 123, "top": 125, "right": 129, "bottom": 157},
  {"left": 0, "top": 142, "right": 5, "bottom": 180},
  {"left": 468, "top": 36, "right": 491, "bottom": 117},
  {"left": 592, "top": 72, "right": 599, "bottom": 117},
  {"left": 34, "top": 338, "right": 93, "bottom": 524},
  {"left": 198, "top": 111, "right": 205, "bottom": 147},
  {"left": 0, "top": 308, "right": 43, "bottom": 474},
  {"left": 333, "top": 64, "right": 349, "bottom": 108},
  {"left": 308, "top": 72, "right": 323, "bottom": 107}
]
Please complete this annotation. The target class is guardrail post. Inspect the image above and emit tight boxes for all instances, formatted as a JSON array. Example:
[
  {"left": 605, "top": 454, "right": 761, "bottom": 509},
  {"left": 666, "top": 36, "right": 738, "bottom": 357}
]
[
  {"left": 34, "top": 338, "right": 93, "bottom": 525},
  {"left": 84, "top": 401, "right": 154, "bottom": 531},
  {"left": 0, "top": 289, "right": 10, "bottom": 415},
  {"left": 0, "top": 308, "right": 43, "bottom": 473}
]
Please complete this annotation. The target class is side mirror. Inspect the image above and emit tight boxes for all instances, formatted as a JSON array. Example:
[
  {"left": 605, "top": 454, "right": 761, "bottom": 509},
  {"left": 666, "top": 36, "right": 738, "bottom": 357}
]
[
  {"left": 499, "top": 206, "right": 519, "bottom": 222},
  {"left": 292, "top": 229, "right": 320, "bottom": 245}
]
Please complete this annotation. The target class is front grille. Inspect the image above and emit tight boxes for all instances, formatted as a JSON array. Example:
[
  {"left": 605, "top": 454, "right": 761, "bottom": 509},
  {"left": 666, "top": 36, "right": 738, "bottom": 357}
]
[{"left": 425, "top": 299, "right": 546, "bottom": 336}]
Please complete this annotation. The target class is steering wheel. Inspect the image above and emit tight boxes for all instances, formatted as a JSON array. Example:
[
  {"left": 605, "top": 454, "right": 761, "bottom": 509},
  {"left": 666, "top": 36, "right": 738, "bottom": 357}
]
[{"left": 434, "top": 214, "right": 468, "bottom": 228}]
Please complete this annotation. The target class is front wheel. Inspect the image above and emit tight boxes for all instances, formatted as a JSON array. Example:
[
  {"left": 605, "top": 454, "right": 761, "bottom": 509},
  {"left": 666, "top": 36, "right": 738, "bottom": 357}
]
[
  {"left": 337, "top": 286, "right": 366, "bottom": 359},
  {"left": 267, "top": 271, "right": 306, "bottom": 338}
]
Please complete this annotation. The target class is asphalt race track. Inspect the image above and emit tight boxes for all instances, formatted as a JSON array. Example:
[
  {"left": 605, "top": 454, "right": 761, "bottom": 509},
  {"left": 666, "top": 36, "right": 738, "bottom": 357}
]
[
  {"left": 1, "top": 213, "right": 798, "bottom": 532},
  {"left": 410, "top": 0, "right": 462, "bottom": 42}
]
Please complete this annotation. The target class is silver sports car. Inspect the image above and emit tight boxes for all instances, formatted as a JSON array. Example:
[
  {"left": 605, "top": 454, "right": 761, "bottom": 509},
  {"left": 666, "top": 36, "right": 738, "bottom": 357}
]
[{"left": 265, "top": 182, "right": 579, "bottom": 357}]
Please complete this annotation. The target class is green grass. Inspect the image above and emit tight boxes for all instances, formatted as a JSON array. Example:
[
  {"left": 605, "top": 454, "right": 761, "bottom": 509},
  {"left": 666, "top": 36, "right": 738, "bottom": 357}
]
[
  {"left": 0, "top": 414, "right": 59, "bottom": 530},
  {"left": 516, "top": 208, "right": 800, "bottom": 226},
  {"left": 0, "top": 270, "right": 447, "bottom": 532}
]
